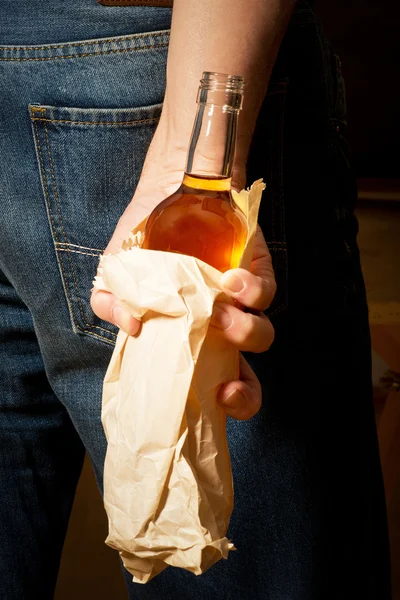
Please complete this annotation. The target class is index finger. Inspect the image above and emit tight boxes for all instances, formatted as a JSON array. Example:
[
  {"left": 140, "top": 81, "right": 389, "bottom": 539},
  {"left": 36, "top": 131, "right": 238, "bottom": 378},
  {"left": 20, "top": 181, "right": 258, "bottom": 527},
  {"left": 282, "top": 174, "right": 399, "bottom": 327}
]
[{"left": 220, "top": 226, "right": 276, "bottom": 311}]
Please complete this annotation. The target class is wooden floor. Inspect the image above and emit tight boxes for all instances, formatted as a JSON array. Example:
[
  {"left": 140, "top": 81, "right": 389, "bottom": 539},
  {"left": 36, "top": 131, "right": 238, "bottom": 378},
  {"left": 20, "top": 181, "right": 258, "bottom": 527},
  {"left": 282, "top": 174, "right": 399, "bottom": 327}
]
[
  {"left": 54, "top": 456, "right": 127, "bottom": 599},
  {"left": 55, "top": 196, "right": 400, "bottom": 599},
  {"left": 357, "top": 197, "right": 400, "bottom": 599}
]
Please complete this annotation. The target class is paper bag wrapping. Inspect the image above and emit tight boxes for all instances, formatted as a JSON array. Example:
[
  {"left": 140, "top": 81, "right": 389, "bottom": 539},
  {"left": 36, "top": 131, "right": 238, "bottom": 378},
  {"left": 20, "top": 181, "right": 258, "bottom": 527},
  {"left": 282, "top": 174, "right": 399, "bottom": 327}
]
[{"left": 94, "top": 180, "right": 265, "bottom": 583}]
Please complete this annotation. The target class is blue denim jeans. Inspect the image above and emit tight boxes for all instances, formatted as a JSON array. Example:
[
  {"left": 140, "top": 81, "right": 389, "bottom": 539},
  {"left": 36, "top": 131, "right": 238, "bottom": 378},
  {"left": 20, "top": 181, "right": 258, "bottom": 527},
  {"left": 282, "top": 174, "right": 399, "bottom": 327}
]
[{"left": 0, "top": 1, "right": 391, "bottom": 599}]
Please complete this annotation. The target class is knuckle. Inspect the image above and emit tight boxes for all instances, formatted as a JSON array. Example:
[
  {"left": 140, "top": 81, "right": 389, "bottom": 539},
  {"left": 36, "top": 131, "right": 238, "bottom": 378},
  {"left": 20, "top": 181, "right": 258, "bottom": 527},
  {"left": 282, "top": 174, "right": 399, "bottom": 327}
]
[
  {"left": 240, "top": 403, "right": 260, "bottom": 421},
  {"left": 236, "top": 313, "right": 256, "bottom": 346},
  {"left": 269, "top": 278, "right": 277, "bottom": 301},
  {"left": 247, "top": 275, "right": 276, "bottom": 311},
  {"left": 238, "top": 412, "right": 253, "bottom": 421},
  {"left": 253, "top": 318, "right": 274, "bottom": 353},
  {"left": 255, "top": 328, "right": 274, "bottom": 354},
  {"left": 260, "top": 277, "right": 276, "bottom": 308},
  {"left": 255, "top": 275, "right": 266, "bottom": 300}
]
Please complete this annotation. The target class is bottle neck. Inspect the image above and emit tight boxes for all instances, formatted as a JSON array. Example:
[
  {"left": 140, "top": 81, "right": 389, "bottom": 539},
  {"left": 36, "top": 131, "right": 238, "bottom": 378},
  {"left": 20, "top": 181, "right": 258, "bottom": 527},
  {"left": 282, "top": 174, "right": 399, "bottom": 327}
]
[{"left": 185, "top": 103, "right": 239, "bottom": 181}]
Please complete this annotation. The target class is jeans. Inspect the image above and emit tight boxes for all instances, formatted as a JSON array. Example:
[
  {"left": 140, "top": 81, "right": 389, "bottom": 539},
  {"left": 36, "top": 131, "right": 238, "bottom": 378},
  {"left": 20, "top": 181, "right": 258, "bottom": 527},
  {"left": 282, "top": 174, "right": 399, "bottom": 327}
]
[{"left": 0, "top": 1, "right": 391, "bottom": 598}]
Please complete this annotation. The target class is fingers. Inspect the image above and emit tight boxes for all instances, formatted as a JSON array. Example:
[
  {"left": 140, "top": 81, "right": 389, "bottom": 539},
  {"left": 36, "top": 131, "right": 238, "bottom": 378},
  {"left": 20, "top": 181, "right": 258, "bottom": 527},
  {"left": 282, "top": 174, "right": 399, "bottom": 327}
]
[
  {"left": 220, "top": 268, "right": 276, "bottom": 312},
  {"left": 210, "top": 302, "right": 274, "bottom": 353},
  {"left": 90, "top": 290, "right": 140, "bottom": 336},
  {"left": 218, "top": 354, "right": 262, "bottom": 420},
  {"left": 220, "top": 227, "right": 276, "bottom": 312}
]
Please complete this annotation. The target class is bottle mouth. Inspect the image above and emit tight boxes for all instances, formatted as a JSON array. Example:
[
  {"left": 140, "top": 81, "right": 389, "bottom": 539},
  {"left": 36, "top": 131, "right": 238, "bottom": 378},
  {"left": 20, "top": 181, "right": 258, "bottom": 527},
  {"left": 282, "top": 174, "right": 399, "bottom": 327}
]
[
  {"left": 197, "top": 72, "right": 244, "bottom": 110},
  {"left": 200, "top": 72, "right": 245, "bottom": 93}
]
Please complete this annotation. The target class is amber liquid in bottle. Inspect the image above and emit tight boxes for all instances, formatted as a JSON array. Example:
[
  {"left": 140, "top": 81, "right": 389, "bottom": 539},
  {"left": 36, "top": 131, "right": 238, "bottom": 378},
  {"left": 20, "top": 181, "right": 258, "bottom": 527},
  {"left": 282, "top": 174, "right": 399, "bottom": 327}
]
[
  {"left": 142, "top": 72, "right": 248, "bottom": 272},
  {"left": 142, "top": 173, "right": 247, "bottom": 272}
]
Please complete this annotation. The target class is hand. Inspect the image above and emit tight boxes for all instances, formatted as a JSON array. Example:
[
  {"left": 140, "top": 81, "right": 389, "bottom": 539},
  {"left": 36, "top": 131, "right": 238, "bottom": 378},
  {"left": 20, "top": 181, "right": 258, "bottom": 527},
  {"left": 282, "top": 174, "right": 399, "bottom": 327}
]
[
  {"left": 211, "top": 225, "right": 276, "bottom": 420},
  {"left": 91, "top": 128, "right": 276, "bottom": 421},
  {"left": 90, "top": 121, "right": 247, "bottom": 332}
]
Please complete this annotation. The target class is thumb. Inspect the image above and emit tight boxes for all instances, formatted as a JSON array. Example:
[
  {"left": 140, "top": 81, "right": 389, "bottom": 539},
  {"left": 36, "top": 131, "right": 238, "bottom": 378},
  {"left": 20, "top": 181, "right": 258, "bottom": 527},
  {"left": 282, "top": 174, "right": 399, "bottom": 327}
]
[{"left": 90, "top": 289, "right": 141, "bottom": 336}]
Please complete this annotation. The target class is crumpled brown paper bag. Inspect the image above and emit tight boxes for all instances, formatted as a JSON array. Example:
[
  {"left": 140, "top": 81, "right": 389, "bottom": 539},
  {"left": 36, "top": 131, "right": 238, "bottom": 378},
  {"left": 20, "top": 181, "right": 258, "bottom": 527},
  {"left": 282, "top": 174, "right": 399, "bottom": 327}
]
[{"left": 94, "top": 179, "right": 265, "bottom": 583}]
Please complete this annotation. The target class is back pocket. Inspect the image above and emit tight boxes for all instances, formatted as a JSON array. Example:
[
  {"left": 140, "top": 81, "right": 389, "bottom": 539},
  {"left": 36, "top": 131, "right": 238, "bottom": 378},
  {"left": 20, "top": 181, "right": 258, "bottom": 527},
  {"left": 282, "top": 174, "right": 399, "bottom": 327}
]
[{"left": 30, "top": 102, "right": 162, "bottom": 344}]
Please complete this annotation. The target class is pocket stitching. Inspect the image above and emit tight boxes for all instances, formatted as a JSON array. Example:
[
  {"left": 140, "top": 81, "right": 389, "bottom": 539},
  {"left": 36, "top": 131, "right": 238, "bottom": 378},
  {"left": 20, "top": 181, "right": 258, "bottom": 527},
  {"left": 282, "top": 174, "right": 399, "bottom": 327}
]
[
  {"left": 57, "top": 248, "right": 101, "bottom": 258},
  {"left": 31, "top": 115, "right": 160, "bottom": 126},
  {"left": 3, "top": 31, "right": 169, "bottom": 53},
  {"left": 32, "top": 113, "right": 84, "bottom": 334},
  {"left": 55, "top": 242, "right": 105, "bottom": 253},
  {"left": 0, "top": 43, "right": 169, "bottom": 63},
  {"left": 32, "top": 111, "right": 116, "bottom": 343},
  {"left": 42, "top": 120, "right": 116, "bottom": 338}
]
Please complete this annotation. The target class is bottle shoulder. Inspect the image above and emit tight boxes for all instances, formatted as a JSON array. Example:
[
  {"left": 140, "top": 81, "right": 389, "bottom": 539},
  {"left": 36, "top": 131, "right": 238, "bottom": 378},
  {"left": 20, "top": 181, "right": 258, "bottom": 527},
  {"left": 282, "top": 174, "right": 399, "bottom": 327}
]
[
  {"left": 147, "top": 184, "right": 245, "bottom": 216},
  {"left": 143, "top": 181, "right": 248, "bottom": 252}
]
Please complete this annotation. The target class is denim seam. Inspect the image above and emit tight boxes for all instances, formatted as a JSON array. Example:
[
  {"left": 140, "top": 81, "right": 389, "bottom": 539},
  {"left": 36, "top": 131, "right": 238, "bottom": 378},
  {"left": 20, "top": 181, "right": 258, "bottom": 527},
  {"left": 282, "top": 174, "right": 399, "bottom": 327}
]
[
  {"left": 74, "top": 328, "right": 115, "bottom": 345},
  {"left": 31, "top": 116, "right": 159, "bottom": 126},
  {"left": 0, "top": 43, "right": 169, "bottom": 62},
  {"left": 42, "top": 121, "right": 87, "bottom": 327},
  {"left": 42, "top": 120, "right": 116, "bottom": 339},
  {"left": 31, "top": 108, "right": 115, "bottom": 342},
  {"left": 57, "top": 248, "right": 101, "bottom": 258},
  {"left": 56, "top": 242, "right": 105, "bottom": 253},
  {"left": 32, "top": 111, "right": 82, "bottom": 336},
  {"left": 1, "top": 30, "right": 169, "bottom": 52}
]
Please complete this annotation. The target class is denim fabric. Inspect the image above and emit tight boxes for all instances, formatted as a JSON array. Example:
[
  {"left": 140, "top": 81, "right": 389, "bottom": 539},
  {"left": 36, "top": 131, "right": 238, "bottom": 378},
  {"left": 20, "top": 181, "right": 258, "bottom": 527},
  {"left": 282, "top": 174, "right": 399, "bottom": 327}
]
[
  {"left": 0, "top": 0, "right": 172, "bottom": 45},
  {"left": 0, "top": 1, "right": 391, "bottom": 599}
]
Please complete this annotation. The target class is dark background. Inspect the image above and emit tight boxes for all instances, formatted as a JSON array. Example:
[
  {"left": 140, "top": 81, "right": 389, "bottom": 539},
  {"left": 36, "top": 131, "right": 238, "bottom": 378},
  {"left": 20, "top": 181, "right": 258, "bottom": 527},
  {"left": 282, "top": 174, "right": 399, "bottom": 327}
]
[
  {"left": 316, "top": 0, "right": 399, "bottom": 178},
  {"left": 314, "top": 3, "right": 400, "bottom": 598}
]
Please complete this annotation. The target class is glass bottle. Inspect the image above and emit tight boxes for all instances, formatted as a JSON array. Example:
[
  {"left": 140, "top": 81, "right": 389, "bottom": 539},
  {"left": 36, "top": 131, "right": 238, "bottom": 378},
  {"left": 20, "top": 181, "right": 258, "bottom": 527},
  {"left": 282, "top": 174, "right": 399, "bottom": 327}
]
[{"left": 142, "top": 72, "right": 248, "bottom": 272}]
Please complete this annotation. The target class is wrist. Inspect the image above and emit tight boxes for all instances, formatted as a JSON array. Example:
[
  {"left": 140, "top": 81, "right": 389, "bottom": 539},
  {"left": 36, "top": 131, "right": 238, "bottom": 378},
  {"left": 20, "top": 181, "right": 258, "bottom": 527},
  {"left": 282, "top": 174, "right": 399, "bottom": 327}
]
[{"left": 158, "top": 91, "right": 194, "bottom": 154}]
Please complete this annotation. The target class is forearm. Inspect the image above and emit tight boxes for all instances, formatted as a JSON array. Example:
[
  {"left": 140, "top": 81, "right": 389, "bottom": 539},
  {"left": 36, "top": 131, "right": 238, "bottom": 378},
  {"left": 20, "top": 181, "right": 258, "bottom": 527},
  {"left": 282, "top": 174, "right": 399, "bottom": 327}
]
[{"left": 158, "top": 0, "right": 296, "bottom": 168}]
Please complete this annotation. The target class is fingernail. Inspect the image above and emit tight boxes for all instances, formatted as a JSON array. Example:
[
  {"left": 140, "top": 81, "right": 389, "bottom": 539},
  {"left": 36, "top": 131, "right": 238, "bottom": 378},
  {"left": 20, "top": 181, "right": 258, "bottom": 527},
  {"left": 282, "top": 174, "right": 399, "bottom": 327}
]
[
  {"left": 112, "top": 305, "right": 137, "bottom": 335},
  {"left": 220, "top": 388, "right": 246, "bottom": 409},
  {"left": 221, "top": 273, "right": 244, "bottom": 293},
  {"left": 211, "top": 304, "right": 232, "bottom": 330}
]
